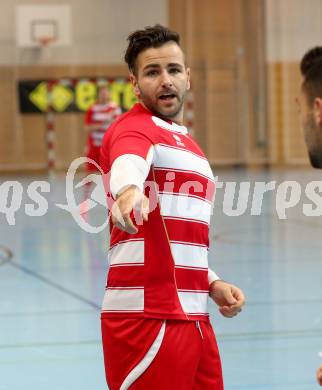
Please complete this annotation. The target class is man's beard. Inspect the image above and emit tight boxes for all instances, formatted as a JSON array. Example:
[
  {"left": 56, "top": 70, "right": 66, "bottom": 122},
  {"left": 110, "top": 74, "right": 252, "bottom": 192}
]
[
  {"left": 139, "top": 88, "right": 186, "bottom": 121},
  {"left": 304, "top": 115, "right": 322, "bottom": 168}
]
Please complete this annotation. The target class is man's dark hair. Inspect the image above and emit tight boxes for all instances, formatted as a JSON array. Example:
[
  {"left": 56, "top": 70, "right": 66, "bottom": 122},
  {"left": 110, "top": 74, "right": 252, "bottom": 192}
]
[
  {"left": 300, "top": 46, "right": 322, "bottom": 104},
  {"left": 124, "top": 24, "right": 180, "bottom": 74}
]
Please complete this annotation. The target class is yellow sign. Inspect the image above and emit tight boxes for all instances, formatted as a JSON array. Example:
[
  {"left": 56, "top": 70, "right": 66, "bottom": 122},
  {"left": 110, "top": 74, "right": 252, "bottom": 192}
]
[
  {"left": 51, "top": 85, "right": 74, "bottom": 112},
  {"left": 29, "top": 82, "right": 48, "bottom": 112},
  {"left": 23, "top": 79, "right": 137, "bottom": 113}
]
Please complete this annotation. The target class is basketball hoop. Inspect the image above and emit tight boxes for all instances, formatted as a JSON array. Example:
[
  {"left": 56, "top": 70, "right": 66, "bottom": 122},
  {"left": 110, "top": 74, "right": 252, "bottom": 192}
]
[{"left": 37, "top": 36, "right": 56, "bottom": 48}]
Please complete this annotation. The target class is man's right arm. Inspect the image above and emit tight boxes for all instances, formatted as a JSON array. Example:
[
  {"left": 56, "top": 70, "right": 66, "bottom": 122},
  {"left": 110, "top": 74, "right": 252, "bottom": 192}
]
[{"left": 109, "top": 149, "right": 154, "bottom": 234}]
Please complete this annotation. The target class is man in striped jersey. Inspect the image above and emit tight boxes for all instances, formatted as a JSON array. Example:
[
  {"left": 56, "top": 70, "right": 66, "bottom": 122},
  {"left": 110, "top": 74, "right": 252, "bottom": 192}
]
[
  {"left": 84, "top": 85, "right": 122, "bottom": 172},
  {"left": 100, "top": 24, "right": 245, "bottom": 390}
]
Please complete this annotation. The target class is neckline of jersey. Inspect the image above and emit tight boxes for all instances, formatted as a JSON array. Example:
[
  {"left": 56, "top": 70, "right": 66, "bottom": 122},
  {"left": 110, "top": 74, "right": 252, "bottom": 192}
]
[{"left": 134, "top": 103, "right": 188, "bottom": 135}]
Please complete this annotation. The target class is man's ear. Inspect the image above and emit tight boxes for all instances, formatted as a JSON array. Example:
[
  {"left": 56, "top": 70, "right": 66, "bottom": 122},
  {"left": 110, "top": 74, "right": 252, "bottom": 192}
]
[
  {"left": 313, "top": 97, "right": 322, "bottom": 127},
  {"left": 186, "top": 67, "right": 191, "bottom": 91},
  {"left": 130, "top": 73, "right": 140, "bottom": 98}
]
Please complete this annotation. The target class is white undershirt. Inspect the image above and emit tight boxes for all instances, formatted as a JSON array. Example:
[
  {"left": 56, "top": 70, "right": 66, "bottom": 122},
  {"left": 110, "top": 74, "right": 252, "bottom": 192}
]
[{"left": 110, "top": 148, "right": 154, "bottom": 198}]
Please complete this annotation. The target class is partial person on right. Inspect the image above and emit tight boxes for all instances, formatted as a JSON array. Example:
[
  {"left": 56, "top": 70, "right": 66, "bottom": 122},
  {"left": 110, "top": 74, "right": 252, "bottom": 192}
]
[{"left": 297, "top": 46, "right": 322, "bottom": 386}]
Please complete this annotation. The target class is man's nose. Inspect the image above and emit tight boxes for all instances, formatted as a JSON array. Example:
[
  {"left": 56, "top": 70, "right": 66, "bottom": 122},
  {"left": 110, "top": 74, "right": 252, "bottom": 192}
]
[{"left": 160, "top": 70, "right": 172, "bottom": 87}]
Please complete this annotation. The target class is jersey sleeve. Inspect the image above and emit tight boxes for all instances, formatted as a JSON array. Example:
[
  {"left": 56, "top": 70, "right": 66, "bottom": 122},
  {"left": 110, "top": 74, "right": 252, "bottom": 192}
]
[
  {"left": 109, "top": 150, "right": 154, "bottom": 197},
  {"left": 103, "top": 128, "right": 156, "bottom": 169}
]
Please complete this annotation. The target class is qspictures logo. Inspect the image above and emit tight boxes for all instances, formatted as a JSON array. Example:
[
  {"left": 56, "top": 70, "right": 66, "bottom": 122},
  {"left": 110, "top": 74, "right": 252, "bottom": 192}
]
[{"left": 1, "top": 157, "right": 322, "bottom": 233}]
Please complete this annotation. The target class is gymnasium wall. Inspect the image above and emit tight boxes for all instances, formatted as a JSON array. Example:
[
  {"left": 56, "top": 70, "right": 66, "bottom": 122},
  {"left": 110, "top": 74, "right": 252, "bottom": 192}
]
[{"left": 0, "top": 0, "right": 321, "bottom": 171}]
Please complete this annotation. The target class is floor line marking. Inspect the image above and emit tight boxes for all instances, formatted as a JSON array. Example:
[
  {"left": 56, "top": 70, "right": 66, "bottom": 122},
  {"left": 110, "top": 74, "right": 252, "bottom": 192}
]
[{"left": 8, "top": 261, "right": 101, "bottom": 310}]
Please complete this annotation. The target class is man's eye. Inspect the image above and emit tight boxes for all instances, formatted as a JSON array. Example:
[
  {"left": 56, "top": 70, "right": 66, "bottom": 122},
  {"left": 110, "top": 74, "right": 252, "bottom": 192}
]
[
  {"left": 170, "top": 68, "right": 181, "bottom": 74},
  {"left": 146, "top": 70, "right": 158, "bottom": 76}
]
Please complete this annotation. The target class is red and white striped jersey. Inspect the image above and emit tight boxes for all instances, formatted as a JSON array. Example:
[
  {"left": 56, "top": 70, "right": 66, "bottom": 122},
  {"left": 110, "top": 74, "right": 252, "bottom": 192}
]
[
  {"left": 100, "top": 103, "right": 217, "bottom": 322},
  {"left": 85, "top": 102, "right": 122, "bottom": 147}
]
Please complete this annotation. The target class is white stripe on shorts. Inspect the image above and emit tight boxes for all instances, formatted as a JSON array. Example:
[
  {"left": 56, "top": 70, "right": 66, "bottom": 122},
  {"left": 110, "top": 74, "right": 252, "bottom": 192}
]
[{"left": 120, "top": 321, "right": 166, "bottom": 390}]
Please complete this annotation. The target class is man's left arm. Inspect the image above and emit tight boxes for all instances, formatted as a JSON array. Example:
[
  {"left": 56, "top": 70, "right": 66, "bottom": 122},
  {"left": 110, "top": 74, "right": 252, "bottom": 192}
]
[{"left": 208, "top": 268, "right": 245, "bottom": 318}]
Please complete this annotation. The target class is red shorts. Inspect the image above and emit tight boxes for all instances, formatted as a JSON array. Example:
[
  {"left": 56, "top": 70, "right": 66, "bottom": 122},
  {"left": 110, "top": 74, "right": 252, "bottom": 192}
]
[{"left": 101, "top": 318, "right": 223, "bottom": 390}]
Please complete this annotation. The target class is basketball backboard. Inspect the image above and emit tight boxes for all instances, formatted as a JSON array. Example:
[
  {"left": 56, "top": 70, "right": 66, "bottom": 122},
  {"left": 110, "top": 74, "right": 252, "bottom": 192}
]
[{"left": 16, "top": 5, "right": 71, "bottom": 48}]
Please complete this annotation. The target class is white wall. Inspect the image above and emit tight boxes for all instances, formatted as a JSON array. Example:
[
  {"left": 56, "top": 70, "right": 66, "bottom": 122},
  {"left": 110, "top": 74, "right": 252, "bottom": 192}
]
[
  {"left": 0, "top": 0, "right": 168, "bottom": 65},
  {"left": 266, "top": 0, "right": 322, "bottom": 62}
]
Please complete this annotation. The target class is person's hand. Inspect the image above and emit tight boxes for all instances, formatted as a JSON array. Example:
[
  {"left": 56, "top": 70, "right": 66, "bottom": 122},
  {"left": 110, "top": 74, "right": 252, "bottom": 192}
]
[
  {"left": 317, "top": 364, "right": 322, "bottom": 386},
  {"left": 111, "top": 185, "right": 149, "bottom": 234},
  {"left": 209, "top": 280, "right": 245, "bottom": 318}
]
